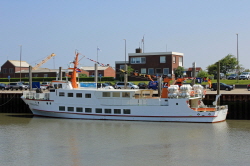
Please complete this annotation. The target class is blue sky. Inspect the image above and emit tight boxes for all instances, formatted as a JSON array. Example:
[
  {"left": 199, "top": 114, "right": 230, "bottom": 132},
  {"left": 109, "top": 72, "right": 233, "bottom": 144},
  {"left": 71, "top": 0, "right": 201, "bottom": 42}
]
[{"left": 1, "top": 0, "right": 249, "bottom": 72}]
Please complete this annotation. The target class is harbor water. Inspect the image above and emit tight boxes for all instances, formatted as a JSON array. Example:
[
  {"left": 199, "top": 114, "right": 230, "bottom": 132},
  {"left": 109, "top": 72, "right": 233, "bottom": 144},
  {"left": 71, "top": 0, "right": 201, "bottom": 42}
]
[{"left": 1, "top": 113, "right": 250, "bottom": 166}]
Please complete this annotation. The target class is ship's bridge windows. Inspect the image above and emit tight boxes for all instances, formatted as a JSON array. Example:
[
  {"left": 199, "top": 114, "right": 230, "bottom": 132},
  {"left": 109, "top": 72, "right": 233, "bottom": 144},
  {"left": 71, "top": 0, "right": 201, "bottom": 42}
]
[
  {"left": 123, "top": 109, "right": 131, "bottom": 114},
  {"left": 85, "top": 93, "right": 91, "bottom": 98},
  {"left": 68, "top": 93, "right": 74, "bottom": 97},
  {"left": 58, "top": 84, "right": 62, "bottom": 88},
  {"left": 59, "top": 92, "right": 65, "bottom": 97},
  {"left": 114, "top": 109, "right": 121, "bottom": 114},
  {"left": 112, "top": 92, "right": 120, "bottom": 97},
  {"left": 122, "top": 92, "right": 130, "bottom": 98},
  {"left": 105, "top": 109, "right": 111, "bottom": 114},
  {"left": 59, "top": 106, "right": 65, "bottom": 111},
  {"left": 76, "top": 93, "right": 82, "bottom": 98},
  {"left": 102, "top": 92, "right": 111, "bottom": 97},
  {"left": 85, "top": 108, "right": 92, "bottom": 113},
  {"left": 68, "top": 107, "right": 74, "bottom": 112},
  {"left": 76, "top": 107, "right": 83, "bottom": 112},
  {"left": 54, "top": 84, "right": 62, "bottom": 89},
  {"left": 96, "top": 108, "right": 102, "bottom": 113}
]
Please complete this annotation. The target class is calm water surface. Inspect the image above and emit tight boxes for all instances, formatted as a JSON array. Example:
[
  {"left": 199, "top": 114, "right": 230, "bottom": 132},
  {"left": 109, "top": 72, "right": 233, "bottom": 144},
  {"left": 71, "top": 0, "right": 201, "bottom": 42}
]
[{"left": 1, "top": 113, "right": 250, "bottom": 166}]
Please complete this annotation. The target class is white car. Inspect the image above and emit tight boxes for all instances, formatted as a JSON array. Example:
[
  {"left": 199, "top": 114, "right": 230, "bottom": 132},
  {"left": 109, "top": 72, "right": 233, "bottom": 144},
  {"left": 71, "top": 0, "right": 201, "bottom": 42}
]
[
  {"left": 239, "top": 72, "right": 250, "bottom": 80},
  {"left": 115, "top": 82, "right": 139, "bottom": 89}
]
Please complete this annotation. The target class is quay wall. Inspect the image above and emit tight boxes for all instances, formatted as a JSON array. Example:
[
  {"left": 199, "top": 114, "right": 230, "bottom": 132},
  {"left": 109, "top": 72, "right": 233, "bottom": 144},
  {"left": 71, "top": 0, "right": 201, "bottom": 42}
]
[
  {"left": 0, "top": 93, "right": 31, "bottom": 113},
  {"left": 1, "top": 92, "right": 250, "bottom": 120}
]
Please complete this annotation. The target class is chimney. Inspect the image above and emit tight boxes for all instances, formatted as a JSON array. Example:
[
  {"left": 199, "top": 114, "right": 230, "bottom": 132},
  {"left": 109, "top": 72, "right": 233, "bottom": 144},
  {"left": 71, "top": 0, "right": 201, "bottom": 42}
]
[{"left": 135, "top": 48, "right": 142, "bottom": 53}]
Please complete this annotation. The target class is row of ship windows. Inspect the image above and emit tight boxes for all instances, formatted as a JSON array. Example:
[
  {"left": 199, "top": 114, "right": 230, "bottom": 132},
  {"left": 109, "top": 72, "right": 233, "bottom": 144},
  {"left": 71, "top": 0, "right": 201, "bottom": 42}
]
[
  {"left": 59, "top": 92, "right": 91, "bottom": 98},
  {"left": 59, "top": 106, "right": 131, "bottom": 114},
  {"left": 58, "top": 92, "right": 130, "bottom": 98}
]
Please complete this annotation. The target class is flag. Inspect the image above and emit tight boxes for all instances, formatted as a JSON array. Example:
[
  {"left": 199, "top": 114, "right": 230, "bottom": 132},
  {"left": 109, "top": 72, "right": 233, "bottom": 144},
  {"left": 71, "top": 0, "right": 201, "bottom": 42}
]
[
  {"left": 97, "top": 47, "right": 101, "bottom": 51},
  {"left": 75, "top": 68, "right": 81, "bottom": 72}
]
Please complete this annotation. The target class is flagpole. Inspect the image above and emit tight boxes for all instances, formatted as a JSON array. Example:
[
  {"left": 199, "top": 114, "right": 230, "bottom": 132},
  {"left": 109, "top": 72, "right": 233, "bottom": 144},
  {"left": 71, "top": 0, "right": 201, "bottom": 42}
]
[
  {"left": 97, "top": 46, "right": 98, "bottom": 62},
  {"left": 143, "top": 35, "right": 144, "bottom": 53}
]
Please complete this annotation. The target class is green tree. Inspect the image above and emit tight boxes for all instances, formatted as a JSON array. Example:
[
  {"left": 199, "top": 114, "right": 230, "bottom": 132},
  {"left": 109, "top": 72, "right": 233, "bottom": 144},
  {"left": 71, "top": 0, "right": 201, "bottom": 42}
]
[
  {"left": 207, "top": 64, "right": 217, "bottom": 75},
  {"left": 244, "top": 69, "right": 250, "bottom": 72},
  {"left": 207, "top": 54, "right": 238, "bottom": 75},
  {"left": 197, "top": 70, "right": 209, "bottom": 78},
  {"left": 174, "top": 66, "right": 184, "bottom": 78},
  {"left": 79, "top": 73, "right": 87, "bottom": 77},
  {"left": 119, "top": 65, "right": 134, "bottom": 81}
]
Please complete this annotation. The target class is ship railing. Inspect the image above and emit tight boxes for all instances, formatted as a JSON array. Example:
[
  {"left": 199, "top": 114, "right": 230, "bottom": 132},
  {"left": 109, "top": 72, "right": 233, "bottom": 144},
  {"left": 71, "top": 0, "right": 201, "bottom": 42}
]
[
  {"left": 23, "top": 91, "right": 50, "bottom": 100},
  {"left": 191, "top": 105, "right": 228, "bottom": 112}
]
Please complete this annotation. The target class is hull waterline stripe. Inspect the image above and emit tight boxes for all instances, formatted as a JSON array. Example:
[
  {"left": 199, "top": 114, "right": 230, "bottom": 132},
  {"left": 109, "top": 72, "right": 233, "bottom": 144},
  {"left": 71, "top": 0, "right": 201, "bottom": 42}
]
[{"left": 32, "top": 109, "right": 218, "bottom": 118}]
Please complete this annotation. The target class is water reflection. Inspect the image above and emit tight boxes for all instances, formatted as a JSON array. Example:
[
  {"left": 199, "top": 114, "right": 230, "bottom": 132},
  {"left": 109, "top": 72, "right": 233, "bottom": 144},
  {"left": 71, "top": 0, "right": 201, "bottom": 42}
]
[{"left": 1, "top": 114, "right": 250, "bottom": 166}]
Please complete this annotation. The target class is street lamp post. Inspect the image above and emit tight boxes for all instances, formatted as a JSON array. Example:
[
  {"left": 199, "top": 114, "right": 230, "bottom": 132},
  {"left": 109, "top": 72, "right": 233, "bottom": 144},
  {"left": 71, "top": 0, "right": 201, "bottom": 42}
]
[
  {"left": 236, "top": 33, "right": 239, "bottom": 83},
  {"left": 123, "top": 39, "right": 127, "bottom": 89},
  {"left": 19, "top": 45, "right": 22, "bottom": 82}
]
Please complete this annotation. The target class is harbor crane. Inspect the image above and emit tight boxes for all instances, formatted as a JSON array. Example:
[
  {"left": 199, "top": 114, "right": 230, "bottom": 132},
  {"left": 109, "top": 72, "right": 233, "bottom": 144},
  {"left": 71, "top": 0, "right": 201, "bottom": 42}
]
[{"left": 32, "top": 53, "right": 56, "bottom": 70}]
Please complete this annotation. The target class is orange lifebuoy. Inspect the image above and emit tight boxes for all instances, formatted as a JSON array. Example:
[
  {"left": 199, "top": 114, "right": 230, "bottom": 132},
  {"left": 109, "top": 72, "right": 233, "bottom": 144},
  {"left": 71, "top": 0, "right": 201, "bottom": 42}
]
[
  {"left": 190, "top": 91, "right": 195, "bottom": 96},
  {"left": 204, "top": 90, "right": 206, "bottom": 95}
]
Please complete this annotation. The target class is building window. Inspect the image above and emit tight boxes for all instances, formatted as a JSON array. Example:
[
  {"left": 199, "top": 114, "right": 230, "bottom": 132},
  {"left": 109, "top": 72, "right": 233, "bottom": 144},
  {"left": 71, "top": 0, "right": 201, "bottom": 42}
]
[
  {"left": 96, "top": 108, "right": 102, "bottom": 113},
  {"left": 44, "top": 74, "right": 48, "bottom": 77},
  {"left": 163, "top": 68, "right": 169, "bottom": 75},
  {"left": 148, "top": 68, "right": 154, "bottom": 75},
  {"left": 155, "top": 68, "right": 162, "bottom": 75},
  {"left": 59, "top": 106, "right": 65, "bottom": 111},
  {"left": 123, "top": 109, "right": 131, "bottom": 114},
  {"left": 68, "top": 107, "right": 74, "bottom": 112},
  {"left": 25, "top": 74, "right": 29, "bottom": 78},
  {"left": 114, "top": 109, "right": 121, "bottom": 114},
  {"left": 3, "top": 68, "right": 7, "bottom": 74},
  {"left": 76, "top": 93, "right": 82, "bottom": 98},
  {"left": 179, "top": 57, "right": 183, "bottom": 66},
  {"left": 120, "top": 65, "right": 125, "bottom": 70},
  {"left": 68, "top": 93, "right": 73, "bottom": 97},
  {"left": 112, "top": 92, "right": 120, "bottom": 97},
  {"left": 105, "top": 109, "right": 111, "bottom": 114},
  {"left": 76, "top": 107, "right": 83, "bottom": 112},
  {"left": 141, "top": 68, "right": 146, "bottom": 74},
  {"left": 59, "top": 92, "right": 65, "bottom": 97},
  {"left": 160, "top": 56, "right": 166, "bottom": 63},
  {"left": 9, "top": 68, "right": 14, "bottom": 73},
  {"left": 130, "top": 57, "right": 146, "bottom": 64},
  {"left": 102, "top": 92, "right": 111, "bottom": 97},
  {"left": 85, "top": 94, "right": 91, "bottom": 98},
  {"left": 34, "top": 74, "right": 38, "bottom": 77},
  {"left": 173, "top": 56, "right": 176, "bottom": 63}
]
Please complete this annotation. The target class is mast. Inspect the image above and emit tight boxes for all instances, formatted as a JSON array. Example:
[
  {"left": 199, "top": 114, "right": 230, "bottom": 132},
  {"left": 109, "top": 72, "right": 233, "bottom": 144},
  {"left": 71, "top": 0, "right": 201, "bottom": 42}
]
[{"left": 69, "top": 52, "right": 79, "bottom": 88}]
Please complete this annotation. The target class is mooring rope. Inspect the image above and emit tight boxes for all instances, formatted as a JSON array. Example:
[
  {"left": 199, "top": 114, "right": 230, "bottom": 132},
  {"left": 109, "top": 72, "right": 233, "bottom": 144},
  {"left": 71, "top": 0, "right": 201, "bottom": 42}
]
[{"left": 0, "top": 93, "right": 17, "bottom": 107}]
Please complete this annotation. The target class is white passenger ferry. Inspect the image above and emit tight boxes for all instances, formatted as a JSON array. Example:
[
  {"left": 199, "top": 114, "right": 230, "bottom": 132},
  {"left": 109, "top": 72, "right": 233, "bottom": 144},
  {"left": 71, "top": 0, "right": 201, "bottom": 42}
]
[{"left": 21, "top": 53, "right": 228, "bottom": 123}]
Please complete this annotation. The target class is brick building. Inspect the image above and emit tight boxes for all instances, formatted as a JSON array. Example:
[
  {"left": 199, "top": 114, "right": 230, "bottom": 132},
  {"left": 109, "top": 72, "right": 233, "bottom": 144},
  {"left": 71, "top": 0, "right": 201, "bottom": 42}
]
[
  {"left": 16, "top": 68, "right": 89, "bottom": 78},
  {"left": 115, "top": 48, "right": 184, "bottom": 80},
  {"left": 0, "top": 60, "right": 30, "bottom": 79},
  {"left": 80, "top": 66, "right": 115, "bottom": 78}
]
